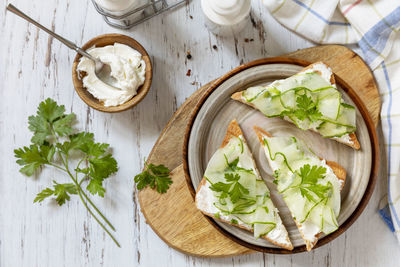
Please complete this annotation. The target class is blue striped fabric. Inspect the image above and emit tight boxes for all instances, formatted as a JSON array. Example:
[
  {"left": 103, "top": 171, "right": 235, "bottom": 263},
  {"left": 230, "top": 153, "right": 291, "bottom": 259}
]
[
  {"left": 291, "top": 0, "right": 351, "bottom": 26},
  {"left": 382, "top": 62, "right": 400, "bottom": 230},
  {"left": 359, "top": 7, "right": 400, "bottom": 66},
  {"left": 262, "top": 0, "right": 400, "bottom": 243}
]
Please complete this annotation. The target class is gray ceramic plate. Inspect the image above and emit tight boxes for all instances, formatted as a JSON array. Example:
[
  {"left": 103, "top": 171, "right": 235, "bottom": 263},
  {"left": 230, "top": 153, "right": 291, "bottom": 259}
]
[{"left": 187, "top": 63, "right": 372, "bottom": 249}]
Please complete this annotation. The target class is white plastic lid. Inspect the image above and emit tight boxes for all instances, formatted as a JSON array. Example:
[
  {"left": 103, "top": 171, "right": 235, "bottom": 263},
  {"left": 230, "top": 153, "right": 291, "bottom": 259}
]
[
  {"left": 95, "top": 0, "right": 138, "bottom": 12},
  {"left": 201, "top": 0, "right": 251, "bottom": 26}
]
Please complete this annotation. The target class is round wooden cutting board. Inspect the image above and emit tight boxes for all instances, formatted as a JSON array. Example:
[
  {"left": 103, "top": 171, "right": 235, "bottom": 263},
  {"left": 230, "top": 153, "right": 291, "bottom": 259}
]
[{"left": 137, "top": 45, "right": 381, "bottom": 257}]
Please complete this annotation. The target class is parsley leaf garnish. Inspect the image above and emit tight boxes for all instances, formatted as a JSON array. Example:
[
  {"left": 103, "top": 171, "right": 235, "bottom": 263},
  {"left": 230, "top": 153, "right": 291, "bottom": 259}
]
[
  {"left": 14, "top": 98, "right": 119, "bottom": 247},
  {"left": 225, "top": 173, "right": 240, "bottom": 182},
  {"left": 230, "top": 182, "right": 249, "bottom": 203},
  {"left": 300, "top": 164, "right": 326, "bottom": 184},
  {"left": 297, "top": 164, "right": 332, "bottom": 203},
  {"left": 224, "top": 155, "right": 253, "bottom": 174},
  {"left": 134, "top": 163, "right": 172, "bottom": 194},
  {"left": 226, "top": 156, "right": 240, "bottom": 171},
  {"left": 231, "top": 199, "right": 256, "bottom": 213},
  {"left": 209, "top": 172, "right": 249, "bottom": 204},
  {"left": 294, "top": 94, "right": 322, "bottom": 122},
  {"left": 34, "top": 181, "right": 78, "bottom": 205}
]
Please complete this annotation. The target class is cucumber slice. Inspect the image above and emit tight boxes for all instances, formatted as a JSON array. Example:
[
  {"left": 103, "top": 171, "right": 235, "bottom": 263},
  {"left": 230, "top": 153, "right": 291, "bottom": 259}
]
[
  {"left": 214, "top": 198, "right": 257, "bottom": 214},
  {"left": 288, "top": 115, "right": 312, "bottom": 130},
  {"left": 336, "top": 103, "right": 356, "bottom": 127},
  {"left": 280, "top": 142, "right": 304, "bottom": 167},
  {"left": 318, "top": 102, "right": 356, "bottom": 137},
  {"left": 297, "top": 72, "right": 333, "bottom": 91},
  {"left": 267, "top": 86, "right": 281, "bottom": 96},
  {"left": 283, "top": 188, "right": 306, "bottom": 221},
  {"left": 252, "top": 95, "right": 285, "bottom": 117},
  {"left": 264, "top": 136, "right": 306, "bottom": 172},
  {"left": 274, "top": 76, "right": 300, "bottom": 92},
  {"left": 204, "top": 151, "right": 227, "bottom": 178},
  {"left": 289, "top": 157, "right": 320, "bottom": 172},
  {"left": 235, "top": 203, "right": 275, "bottom": 224},
  {"left": 307, "top": 202, "right": 325, "bottom": 228},
  {"left": 318, "top": 91, "right": 341, "bottom": 120},
  {"left": 252, "top": 206, "right": 277, "bottom": 238},
  {"left": 254, "top": 222, "right": 276, "bottom": 238},
  {"left": 321, "top": 205, "right": 338, "bottom": 234},
  {"left": 255, "top": 180, "right": 270, "bottom": 203},
  {"left": 242, "top": 86, "right": 265, "bottom": 102},
  {"left": 317, "top": 121, "right": 354, "bottom": 138},
  {"left": 276, "top": 168, "right": 296, "bottom": 192},
  {"left": 239, "top": 172, "right": 257, "bottom": 198},
  {"left": 280, "top": 89, "right": 297, "bottom": 109}
]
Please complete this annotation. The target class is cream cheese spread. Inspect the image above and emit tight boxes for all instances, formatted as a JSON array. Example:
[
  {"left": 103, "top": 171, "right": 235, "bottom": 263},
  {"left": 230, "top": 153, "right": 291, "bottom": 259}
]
[
  {"left": 77, "top": 43, "right": 145, "bottom": 107},
  {"left": 301, "top": 62, "right": 335, "bottom": 87},
  {"left": 332, "top": 134, "right": 354, "bottom": 145}
]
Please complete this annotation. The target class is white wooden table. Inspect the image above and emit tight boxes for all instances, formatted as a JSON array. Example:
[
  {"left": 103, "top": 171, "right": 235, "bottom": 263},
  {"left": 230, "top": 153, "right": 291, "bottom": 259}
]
[{"left": 0, "top": 0, "right": 399, "bottom": 266}]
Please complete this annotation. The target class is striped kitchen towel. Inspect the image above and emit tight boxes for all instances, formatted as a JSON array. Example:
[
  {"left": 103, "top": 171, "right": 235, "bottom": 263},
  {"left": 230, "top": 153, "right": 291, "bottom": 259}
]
[{"left": 262, "top": 0, "right": 400, "bottom": 242}]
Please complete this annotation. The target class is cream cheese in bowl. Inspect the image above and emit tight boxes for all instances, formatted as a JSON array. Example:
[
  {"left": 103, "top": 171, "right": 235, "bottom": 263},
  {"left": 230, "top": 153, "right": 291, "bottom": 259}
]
[{"left": 77, "top": 43, "right": 146, "bottom": 107}]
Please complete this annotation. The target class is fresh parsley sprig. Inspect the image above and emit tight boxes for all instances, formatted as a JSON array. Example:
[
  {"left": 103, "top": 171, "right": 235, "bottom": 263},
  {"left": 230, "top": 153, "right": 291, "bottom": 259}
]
[
  {"left": 134, "top": 162, "right": 172, "bottom": 193},
  {"left": 14, "top": 98, "right": 120, "bottom": 247},
  {"left": 293, "top": 94, "right": 322, "bottom": 122},
  {"left": 209, "top": 173, "right": 249, "bottom": 204},
  {"left": 282, "top": 164, "right": 332, "bottom": 203},
  {"left": 298, "top": 164, "right": 332, "bottom": 202}
]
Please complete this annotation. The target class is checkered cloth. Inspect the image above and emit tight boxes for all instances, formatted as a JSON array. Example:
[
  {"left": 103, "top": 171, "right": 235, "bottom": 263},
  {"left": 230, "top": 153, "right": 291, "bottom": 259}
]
[{"left": 263, "top": 0, "right": 400, "bottom": 243}]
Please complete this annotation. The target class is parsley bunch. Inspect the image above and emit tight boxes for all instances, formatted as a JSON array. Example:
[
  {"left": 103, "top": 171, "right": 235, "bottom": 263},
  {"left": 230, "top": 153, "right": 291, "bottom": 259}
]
[{"left": 14, "top": 98, "right": 120, "bottom": 247}]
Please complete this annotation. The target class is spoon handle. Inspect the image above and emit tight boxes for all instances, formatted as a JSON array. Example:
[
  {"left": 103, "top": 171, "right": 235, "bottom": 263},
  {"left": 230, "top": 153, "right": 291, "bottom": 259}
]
[{"left": 6, "top": 4, "right": 96, "bottom": 61}]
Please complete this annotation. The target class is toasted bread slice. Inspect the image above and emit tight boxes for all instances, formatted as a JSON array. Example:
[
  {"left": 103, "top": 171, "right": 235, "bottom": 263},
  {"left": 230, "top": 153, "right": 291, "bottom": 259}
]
[
  {"left": 253, "top": 126, "right": 346, "bottom": 251},
  {"left": 231, "top": 62, "right": 360, "bottom": 150},
  {"left": 195, "top": 120, "right": 294, "bottom": 250}
]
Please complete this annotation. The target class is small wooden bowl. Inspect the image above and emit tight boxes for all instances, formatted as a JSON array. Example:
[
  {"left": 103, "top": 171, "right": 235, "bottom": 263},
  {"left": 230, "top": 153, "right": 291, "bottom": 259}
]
[{"left": 72, "top": 33, "right": 152, "bottom": 112}]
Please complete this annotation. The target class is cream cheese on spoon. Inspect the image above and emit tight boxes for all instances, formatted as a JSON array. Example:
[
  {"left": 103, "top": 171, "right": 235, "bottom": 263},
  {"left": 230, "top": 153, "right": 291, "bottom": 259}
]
[{"left": 77, "top": 43, "right": 145, "bottom": 107}]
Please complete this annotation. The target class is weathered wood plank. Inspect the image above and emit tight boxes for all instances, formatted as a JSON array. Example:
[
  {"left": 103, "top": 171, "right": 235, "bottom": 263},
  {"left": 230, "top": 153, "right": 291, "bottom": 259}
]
[{"left": 0, "top": 0, "right": 397, "bottom": 266}]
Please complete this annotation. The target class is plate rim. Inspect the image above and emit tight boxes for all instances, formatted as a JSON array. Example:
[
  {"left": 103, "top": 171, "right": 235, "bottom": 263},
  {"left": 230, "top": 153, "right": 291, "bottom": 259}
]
[{"left": 182, "top": 57, "right": 380, "bottom": 254}]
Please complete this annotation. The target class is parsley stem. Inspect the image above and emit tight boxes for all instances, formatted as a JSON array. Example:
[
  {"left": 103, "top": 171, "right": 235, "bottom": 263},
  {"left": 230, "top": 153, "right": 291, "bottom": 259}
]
[
  {"left": 75, "top": 156, "right": 88, "bottom": 180},
  {"left": 61, "top": 150, "right": 117, "bottom": 234},
  {"left": 66, "top": 168, "right": 118, "bottom": 238},
  {"left": 48, "top": 163, "right": 68, "bottom": 172},
  {"left": 76, "top": 189, "right": 120, "bottom": 247},
  {"left": 63, "top": 160, "right": 117, "bottom": 232},
  {"left": 77, "top": 183, "right": 116, "bottom": 231}
]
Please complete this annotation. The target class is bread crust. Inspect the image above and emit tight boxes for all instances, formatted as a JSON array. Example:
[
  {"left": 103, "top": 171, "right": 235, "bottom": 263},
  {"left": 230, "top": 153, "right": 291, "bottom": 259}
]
[
  {"left": 195, "top": 120, "right": 294, "bottom": 250},
  {"left": 231, "top": 62, "right": 360, "bottom": 150},
  {"left": 253, "top": 126, "right": 346, "bottom": 251}
]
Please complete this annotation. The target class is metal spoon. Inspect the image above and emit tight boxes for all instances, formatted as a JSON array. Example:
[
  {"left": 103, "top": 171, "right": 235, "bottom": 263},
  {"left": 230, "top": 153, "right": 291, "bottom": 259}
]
[{"left": 6, "top": 4, "right": 118, "bottom": 89}]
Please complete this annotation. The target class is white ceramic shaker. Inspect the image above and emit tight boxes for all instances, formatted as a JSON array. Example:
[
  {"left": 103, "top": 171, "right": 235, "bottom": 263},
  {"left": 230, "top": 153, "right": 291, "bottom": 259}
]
[
  {"left": 201, "top": 0, "right": 251, "bottom": 36},
  {"left": 94, "top": 0, "right": 147, "bottom": 24}
]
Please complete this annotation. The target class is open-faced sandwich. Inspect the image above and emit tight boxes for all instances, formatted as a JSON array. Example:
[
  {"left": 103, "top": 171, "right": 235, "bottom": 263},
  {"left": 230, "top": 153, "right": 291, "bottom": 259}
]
[
  {"left": 254, "top": 126, "right": 346, "bottom": 251},
  {"left": 195, "top": 120, "right": 293, "bottom": 250},
  {"left": 232, "top": 62, "right": 360, "bottom": 149}
]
